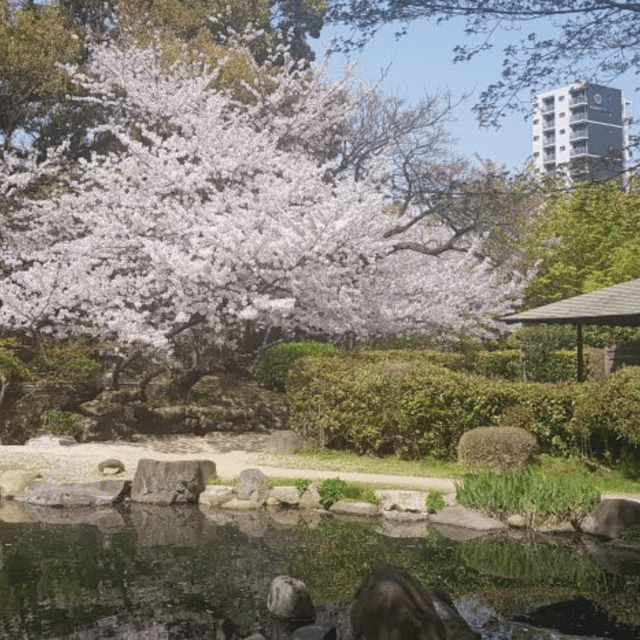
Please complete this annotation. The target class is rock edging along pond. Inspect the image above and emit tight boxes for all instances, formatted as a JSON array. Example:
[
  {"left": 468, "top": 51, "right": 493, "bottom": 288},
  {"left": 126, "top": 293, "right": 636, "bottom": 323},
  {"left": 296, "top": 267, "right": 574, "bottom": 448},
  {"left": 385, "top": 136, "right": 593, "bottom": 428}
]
[{"left": 3, "top": 457, "right": 640, "bottom": 541}]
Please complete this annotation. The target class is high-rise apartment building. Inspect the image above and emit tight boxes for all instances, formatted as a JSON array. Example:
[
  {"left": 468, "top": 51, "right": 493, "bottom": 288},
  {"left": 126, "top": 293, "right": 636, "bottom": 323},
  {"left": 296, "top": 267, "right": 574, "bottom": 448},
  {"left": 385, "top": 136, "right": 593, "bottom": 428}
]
[{"left": 531, "top": 81, "right": 630, "bottom": 181}]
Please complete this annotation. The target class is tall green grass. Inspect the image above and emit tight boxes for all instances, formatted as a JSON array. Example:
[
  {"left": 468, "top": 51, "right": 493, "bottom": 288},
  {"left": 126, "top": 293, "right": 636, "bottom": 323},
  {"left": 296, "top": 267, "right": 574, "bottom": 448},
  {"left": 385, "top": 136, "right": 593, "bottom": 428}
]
[{"left": 455, "top": 468, "right": 601, "bottom": 523}]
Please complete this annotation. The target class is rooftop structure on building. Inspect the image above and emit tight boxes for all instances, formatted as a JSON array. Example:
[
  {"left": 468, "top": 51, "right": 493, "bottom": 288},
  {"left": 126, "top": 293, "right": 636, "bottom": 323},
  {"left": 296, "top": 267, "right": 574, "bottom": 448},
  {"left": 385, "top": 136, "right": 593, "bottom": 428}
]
[{"left": 531, "top": 81, "right": 632, "bottom": 182}]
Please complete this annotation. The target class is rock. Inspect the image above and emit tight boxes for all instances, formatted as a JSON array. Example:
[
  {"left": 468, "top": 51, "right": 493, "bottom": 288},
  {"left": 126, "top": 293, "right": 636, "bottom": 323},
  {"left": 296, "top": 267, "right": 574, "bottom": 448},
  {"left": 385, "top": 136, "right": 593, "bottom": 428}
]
[
  {"left": 131, "top": 458, "right": 216, "bottom": 504},
  {"left": 375, "top": 490, "right": 427, "bottom": 513},
  {"left": 199, "top": 485, "right": 235, "bottom": 507},
  {"left": 0, "top": 470, "right": 42, "bottom": 498},
  {"left": 0, "top": 501, "right": 34, "bottom": 523},
  {"left": 269, "top": 486, "right": 301, "bottom": 507},
  {"left": 431, "top": 589, "right": 481, "bottom": 639},
  {"left": 350, "top": 564, "right": 447, "bottom": 640},
  {"left": 267, "top": 575, "right": 316, "bottom": 623},
  {"left": 458, "top": 426, "right": 540, "bottom": 470},
  {"left": 266, "top": 430, "right": 305, "bottom": 454},
  {"left": 78, "top": 394, "right": 140, "bottom": 440},
  {"left": 580, "top": 498, "right": 640, "bottom": 539},
  {"left": 507, "top": 514, "right": 527, "bottom": 529},
  {"left": 299, "top": 485, "right": 322, "bottom": 509},
  {"left": 291, "top": 624, "right": 337, "bottom": 640},
  {"left": 430, "top": 505, "right": 507, "bottom": 533},
  {"left": 98, "top": 458, "right": 125, "bottom": 474},
  {"left": 329, "top": 501, "right": 380, "bottom": 517},
  {"left": 14, "top": 479, "right": 130, "bottom": 507},
  {"left": 236, "top": 468, "right": 269, "bottom": 504}
]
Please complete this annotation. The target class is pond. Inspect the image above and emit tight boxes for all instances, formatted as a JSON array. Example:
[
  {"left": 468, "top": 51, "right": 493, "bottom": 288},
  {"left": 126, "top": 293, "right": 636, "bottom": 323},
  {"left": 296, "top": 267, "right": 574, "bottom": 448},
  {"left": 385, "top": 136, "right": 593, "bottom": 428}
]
[{"left": 0, "top": 503, "right": 639, "bottom": 639}]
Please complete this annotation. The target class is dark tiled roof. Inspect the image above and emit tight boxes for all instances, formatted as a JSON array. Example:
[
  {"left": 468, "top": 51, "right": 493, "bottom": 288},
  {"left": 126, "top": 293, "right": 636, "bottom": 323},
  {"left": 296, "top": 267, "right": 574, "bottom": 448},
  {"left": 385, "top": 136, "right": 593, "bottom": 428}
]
[{"left": 502, "top": 278, "right": 640, "bottom": 326}]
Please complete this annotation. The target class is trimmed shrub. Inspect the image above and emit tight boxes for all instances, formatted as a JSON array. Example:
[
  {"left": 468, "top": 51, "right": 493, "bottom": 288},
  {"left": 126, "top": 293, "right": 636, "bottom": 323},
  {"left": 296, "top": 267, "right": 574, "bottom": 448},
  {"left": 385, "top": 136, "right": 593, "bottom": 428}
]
[
  {"left": 457, "top": 426, "right": 540, "bottom": 470},
  {"left": 573, "top": 366, "right": 640, "bottom": 462},
  {"left": 40, "top": 410, "right": 85, "bottom": 437},
  {"left": 473, "top": 349, "right": 585, "bottom": 383},
  {"left": 253, "top": 341, "right": 338, "bottom": 390},
  {"left": 286, "top": 350, "right": 583, "bottom": 461}
]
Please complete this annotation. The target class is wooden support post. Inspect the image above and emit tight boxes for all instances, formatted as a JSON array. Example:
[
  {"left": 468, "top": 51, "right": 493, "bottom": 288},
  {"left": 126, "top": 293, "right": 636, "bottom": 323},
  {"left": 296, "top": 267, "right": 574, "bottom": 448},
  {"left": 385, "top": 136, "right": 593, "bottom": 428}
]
[{"left": 576, "top": 324, "right": 584, "bottom": 382}]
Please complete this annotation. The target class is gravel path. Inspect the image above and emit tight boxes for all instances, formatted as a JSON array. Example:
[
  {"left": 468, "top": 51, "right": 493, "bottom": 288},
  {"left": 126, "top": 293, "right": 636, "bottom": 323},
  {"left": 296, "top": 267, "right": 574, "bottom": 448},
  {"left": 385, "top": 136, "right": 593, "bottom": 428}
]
[{"left": 0, "top": 433, "right": 458, "bottom": 493}]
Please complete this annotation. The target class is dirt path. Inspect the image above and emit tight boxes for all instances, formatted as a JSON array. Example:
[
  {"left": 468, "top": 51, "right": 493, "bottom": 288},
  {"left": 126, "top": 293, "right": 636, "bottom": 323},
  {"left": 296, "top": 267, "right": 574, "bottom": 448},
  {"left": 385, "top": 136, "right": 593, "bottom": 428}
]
[{"left": 0, "top": 432, "right": 457, "bottom": 493}]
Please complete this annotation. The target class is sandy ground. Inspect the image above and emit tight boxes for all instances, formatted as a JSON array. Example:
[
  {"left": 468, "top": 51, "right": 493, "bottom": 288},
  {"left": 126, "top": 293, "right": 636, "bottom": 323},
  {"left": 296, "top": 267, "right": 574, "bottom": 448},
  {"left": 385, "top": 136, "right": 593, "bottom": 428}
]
[{"left": 0, "top": 432, "right": 458, "bottom": 493}]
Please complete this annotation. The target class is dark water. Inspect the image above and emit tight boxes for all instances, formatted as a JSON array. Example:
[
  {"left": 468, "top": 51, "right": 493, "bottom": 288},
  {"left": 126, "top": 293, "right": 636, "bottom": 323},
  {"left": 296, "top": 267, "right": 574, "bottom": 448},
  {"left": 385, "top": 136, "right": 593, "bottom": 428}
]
[{"left": 0, "top": 502, "right": 639, "bottom": 639}]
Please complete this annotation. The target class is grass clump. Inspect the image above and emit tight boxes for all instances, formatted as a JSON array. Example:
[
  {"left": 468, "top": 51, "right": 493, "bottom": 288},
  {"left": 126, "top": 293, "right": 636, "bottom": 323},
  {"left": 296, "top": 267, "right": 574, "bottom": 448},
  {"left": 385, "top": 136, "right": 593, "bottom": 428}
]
[
  {"left": 317, "top": 477, "right": 379, "bottom": 509},
  {"left": 456, "top": 467, "right": 601, "bottom": 525},
  {"left": 295, "top": 478, "right": 311, "bottom": 494},
  {"left": 425, "top": 490, "right": 446, "bottom": 513}
]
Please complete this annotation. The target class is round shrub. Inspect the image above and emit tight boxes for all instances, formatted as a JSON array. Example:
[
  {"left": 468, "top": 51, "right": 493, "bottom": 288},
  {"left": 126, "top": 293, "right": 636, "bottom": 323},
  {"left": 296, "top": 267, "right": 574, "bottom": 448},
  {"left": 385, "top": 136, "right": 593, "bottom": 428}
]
[
  {"left": 253, "top": 341, "right": 338, "bottom": 390},
  {"left": 457, "top": 426, "right": 540, "bottom": 470}
]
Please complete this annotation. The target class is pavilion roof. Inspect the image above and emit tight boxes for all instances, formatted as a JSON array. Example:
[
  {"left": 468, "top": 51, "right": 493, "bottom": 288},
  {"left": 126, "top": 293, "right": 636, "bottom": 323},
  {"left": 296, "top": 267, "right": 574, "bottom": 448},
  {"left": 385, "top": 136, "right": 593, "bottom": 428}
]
[{"left": 501, "top": 278, "right": 640, "bottom": 326}]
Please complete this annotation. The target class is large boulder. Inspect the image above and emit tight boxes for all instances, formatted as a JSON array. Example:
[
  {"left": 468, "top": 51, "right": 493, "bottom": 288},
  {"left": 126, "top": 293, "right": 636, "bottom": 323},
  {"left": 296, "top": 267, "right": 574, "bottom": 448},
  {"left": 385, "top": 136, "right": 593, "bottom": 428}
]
[
  {"left": 350, "top": 565, "right": 446, "bottom": 640},
  {"left": 236, "top": 468, "right": 269, "bottom": 504},
  {"left": 580, "top": 498, "right": 640, "bottom": 539},
  {"left": 0, "top": 470, "right": 42, "bottom": 498},
  {"left": 13, "top": 479, "right": 130, "bottom": 507},
  {"left": 131, "top": 459, "right": 216, "bottom": 504},
  {"left": 267, "top": 575, "right": 316, "bottom": 623},
  {"left": 458, "top": 426, "right": 539, "bottom": 470},
  {"left": 266, "top": 430, "right": 305, "bottom": 454},
  {"left": 350, "top": 565, "right": 479, "bottom": 640}
]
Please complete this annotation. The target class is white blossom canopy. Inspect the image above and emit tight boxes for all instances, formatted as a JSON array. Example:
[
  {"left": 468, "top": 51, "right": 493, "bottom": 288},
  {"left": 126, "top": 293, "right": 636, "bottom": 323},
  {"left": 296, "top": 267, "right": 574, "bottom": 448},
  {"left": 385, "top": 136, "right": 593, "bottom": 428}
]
[{"left": 0, "top": 36, "right": 520, "bottom": 351}]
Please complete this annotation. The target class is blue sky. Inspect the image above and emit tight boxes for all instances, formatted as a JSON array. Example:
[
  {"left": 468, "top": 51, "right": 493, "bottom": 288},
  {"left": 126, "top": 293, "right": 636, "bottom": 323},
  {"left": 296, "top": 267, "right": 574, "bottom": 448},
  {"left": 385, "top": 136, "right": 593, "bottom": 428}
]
[{"left": 312, "top": 16, "right": 640, "bottom": 173}]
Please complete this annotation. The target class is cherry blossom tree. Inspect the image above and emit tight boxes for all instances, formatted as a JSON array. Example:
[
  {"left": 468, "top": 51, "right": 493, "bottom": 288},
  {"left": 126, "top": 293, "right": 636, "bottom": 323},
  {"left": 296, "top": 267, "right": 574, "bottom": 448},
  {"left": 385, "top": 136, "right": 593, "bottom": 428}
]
[{"left": 0, "top": 32, "right": 521, "bottom": 383}]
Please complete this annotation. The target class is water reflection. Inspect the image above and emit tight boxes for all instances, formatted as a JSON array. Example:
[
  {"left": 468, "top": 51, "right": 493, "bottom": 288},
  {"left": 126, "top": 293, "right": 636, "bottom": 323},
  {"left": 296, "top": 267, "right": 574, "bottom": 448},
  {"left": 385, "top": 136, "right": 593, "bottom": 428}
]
[{"left": 0, "top": 503, "right": 639, "bottom": 639}]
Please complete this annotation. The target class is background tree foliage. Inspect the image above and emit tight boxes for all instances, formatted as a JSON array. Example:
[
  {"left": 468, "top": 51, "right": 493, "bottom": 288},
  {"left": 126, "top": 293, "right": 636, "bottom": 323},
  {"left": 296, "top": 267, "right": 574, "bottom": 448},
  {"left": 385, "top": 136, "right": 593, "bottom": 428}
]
[
  {"left": 522, "top": 179, "right": 640, "bottom": 307},
  {"left": 0, "top": 0, "right": 327, "bottom": 158}
]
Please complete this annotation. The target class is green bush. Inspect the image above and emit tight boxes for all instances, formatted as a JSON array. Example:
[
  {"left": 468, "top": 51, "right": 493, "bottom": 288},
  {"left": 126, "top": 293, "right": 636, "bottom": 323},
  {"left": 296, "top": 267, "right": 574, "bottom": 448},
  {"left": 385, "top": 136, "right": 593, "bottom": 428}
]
[
  {"left": 316, "top": 477, "right": 378, "bottom": 508},
  {"left": 425, "top": 490, "right": 445, "bottom": 513},
  {"left": 40, "top": 410, "right": 84, "bottom": 437},
  {"left": 573, "top": 366, "right": 640, "bottom": 462},
  {"left": 286, "top": 350, "right": 583, "bottom": 461},
  {"left": 28, "top": 340, "right": 101, "bottom": 384},
  {"left": 317, "top": 477, "right": 348, "bottom": 509},
  {"left": 253, "top": 341, "right": 338, "bottom": 390},
  {"left": 473, "top": 349, "right": 582, "bottom": 382}
]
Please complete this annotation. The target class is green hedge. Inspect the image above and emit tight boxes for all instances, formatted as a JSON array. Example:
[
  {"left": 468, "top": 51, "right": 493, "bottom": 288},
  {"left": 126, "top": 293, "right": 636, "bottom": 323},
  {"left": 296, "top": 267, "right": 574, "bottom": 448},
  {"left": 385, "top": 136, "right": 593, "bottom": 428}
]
[
  {"left": 286, "top": 350, "right": 582, "bottom": 461},
  {"left": 573, "top": 366, "right": 640, "bottom": 463},
  {"left": 473, "top": 349, "right": 582, "bottom": 383},
  {"left": 253, "top": 341, "right": 338, "bottom": 390}
]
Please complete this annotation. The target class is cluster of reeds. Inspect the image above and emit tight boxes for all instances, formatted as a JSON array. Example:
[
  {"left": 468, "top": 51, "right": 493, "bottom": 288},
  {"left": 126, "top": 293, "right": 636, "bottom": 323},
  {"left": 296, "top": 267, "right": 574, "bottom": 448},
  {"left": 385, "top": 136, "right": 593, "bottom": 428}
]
[{"left": 455, "top": 467, "right": 601, "bottom": 525}]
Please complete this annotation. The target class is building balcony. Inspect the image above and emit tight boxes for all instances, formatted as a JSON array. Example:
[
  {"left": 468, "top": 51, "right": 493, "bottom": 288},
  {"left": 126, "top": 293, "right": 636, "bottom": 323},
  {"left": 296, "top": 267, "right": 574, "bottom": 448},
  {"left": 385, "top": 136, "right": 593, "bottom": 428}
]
[
  {"left": 570, "top": 111, "right": 588, "bottom": 123},
  {"left": 570, "top": 92, "right": 587, "bottom": 106},
  {"left": 542, "top": 119, "right": 555, "bottom": 130},
  {"left": 570, "top": 146, "right": 588, "bottom": 157},
  {"left": 570, "top": 128, "right": 588, "bottom": 140}
]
